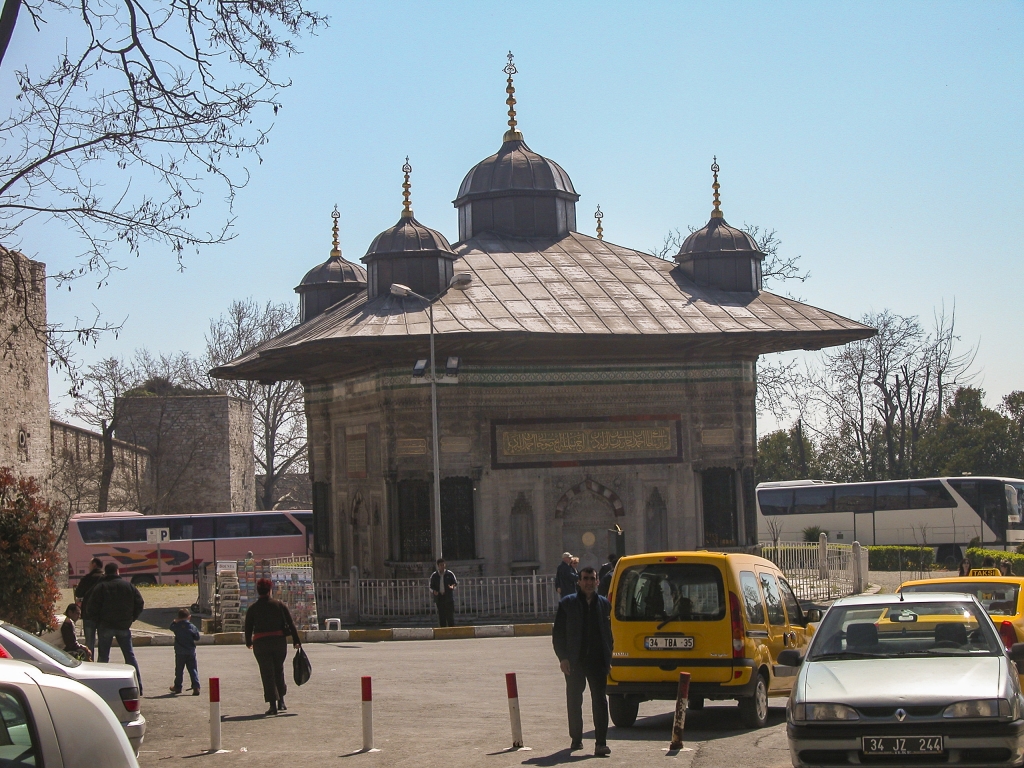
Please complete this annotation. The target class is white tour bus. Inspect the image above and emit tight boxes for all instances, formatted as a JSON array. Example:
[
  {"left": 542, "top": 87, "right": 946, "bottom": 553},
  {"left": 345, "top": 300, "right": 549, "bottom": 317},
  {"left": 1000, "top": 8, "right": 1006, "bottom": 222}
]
[{"left": 756, "top": 476, "right": 1024, "bottom": 565}]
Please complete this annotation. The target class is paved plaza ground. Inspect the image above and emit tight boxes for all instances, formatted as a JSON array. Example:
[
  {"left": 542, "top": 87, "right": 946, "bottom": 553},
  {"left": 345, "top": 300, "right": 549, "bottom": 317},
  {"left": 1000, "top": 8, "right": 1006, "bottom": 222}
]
[{"left": 132, "top": 637, "right": 792, "bottom": 768}]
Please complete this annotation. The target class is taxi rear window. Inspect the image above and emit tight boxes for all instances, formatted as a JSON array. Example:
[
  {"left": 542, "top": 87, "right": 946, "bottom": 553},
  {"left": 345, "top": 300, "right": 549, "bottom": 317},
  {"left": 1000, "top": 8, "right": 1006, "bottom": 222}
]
[
  {"left": 615, "top": 564, "right": 725, "bottom": 622},
  {"left": 902, "top": 582, "right": 1020, "bottom": 616}
]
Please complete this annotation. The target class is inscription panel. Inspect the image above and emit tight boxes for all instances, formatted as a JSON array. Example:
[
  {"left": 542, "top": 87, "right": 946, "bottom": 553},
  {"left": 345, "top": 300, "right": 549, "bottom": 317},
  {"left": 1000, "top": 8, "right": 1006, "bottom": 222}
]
[{"left": 492, "top": 416, "right": 683, "bottom": 469}]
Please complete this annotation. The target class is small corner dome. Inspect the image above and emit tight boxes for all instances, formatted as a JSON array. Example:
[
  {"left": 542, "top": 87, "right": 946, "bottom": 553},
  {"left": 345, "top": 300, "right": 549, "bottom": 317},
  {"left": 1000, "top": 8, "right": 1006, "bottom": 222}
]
[
  {"left": 362, "top": 216, "right": 455, "bottom": 260},
  {"left": 296, "top": 255, "right": 367, "bottom": 289},
  {"left": 677, "top": 217, "right": 761, "bottom": 258},
  {"left": 455, "top": 138, "right": 578, "bottom": 203}
]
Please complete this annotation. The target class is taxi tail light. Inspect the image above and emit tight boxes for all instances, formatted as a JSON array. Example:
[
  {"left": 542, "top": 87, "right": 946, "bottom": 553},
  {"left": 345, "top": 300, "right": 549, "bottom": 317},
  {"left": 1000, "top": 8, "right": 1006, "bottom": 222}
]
[
  {"left": 729, "top": 591, "right": 745, "bottom": 658},
  {"left": 1000, "top": 621, "right": 1017, "bottom": 651},
  {"left": 119, "top": 687, "right": 140, "bottom": 713}
]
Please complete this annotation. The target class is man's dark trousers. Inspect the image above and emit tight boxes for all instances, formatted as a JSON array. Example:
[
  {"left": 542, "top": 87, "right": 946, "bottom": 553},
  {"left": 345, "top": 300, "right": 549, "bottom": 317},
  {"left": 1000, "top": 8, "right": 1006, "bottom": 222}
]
[
  {"left": 436, "top": 597, "right": 455, "bottom": 627},
  {"left": 173, "top": 651, "right": 200, "bottom": 692},
  {"left": 253, "top": 636, "right": 288, "bottom": 703},
  {"left": 565, "top": 662, "right": 608, "bottom": 746},
  {"left": 98, "top": 628, "right": 142, "bottom": 694}
]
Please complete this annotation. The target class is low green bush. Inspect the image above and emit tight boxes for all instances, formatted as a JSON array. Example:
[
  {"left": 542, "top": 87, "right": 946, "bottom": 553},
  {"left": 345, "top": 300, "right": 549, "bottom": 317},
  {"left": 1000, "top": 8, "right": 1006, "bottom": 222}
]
[
  {"left": 867, "top": 546, "right": 934, "bottom": 571},
  {"left": 966, "top": 548, "right": 1024, "bottom": 576}
]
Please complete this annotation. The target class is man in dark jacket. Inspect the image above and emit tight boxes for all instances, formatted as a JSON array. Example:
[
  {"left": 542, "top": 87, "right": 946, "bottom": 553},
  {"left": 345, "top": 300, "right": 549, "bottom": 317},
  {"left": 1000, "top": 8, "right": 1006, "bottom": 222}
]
[
  {"left": 555, "top": 552, "right": 578, "bottom": 598},
  {"left": 87, "top": 562, "right": 145, "bottom": 693},
  {"left": 429, "top": 558, "right": 458, "bottom": 627},
  {"left": 552, "top": 566, "right": 614, "bottom": 757},
  {"left": 245, "top": 578, "right": 301, "bottom": 716},
  {"left": 74, "top": 558, "right": 104, "bottom": 654}
]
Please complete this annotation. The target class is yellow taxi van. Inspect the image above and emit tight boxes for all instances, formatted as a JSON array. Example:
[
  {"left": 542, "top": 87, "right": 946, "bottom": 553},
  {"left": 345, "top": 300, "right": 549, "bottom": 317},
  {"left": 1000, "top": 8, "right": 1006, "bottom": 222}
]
[{"left": 606, "top": 551, "right": 816, "bottom": 728}]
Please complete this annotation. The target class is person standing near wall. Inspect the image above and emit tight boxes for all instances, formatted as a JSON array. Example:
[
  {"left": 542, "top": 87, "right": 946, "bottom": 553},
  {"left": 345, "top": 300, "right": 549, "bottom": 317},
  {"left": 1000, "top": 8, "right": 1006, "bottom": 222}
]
[
  {"left": 244, "top": 578, "right": 301, "bottom": 716},
  {"left": 556, "top": 552, "right": 578, "bottom": 598},
  {"left": 87, "top": 563, "right": 145, "bottom": 694},
  {"left": 429, "top": 559, "right": 458, "bottom": 628},
  {"left": 75, "top": 557, "right": 104, "bottom": 654}
]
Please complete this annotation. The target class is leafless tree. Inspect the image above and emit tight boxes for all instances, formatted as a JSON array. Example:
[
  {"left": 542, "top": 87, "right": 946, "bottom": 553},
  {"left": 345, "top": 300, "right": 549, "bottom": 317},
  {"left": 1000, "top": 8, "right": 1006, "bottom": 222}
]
[
  {"left": 0, "top": 0, "right": 325, "bottom": 388},
  {"left": 764, "top": 514, "right": 784, "bottom": 548}
]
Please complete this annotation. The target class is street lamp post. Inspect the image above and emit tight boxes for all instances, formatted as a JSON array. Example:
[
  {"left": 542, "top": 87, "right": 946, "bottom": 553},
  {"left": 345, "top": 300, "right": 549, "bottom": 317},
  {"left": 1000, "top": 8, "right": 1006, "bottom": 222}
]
[{"left": 391, "top": 274, "right": 472, "bottom": 563}]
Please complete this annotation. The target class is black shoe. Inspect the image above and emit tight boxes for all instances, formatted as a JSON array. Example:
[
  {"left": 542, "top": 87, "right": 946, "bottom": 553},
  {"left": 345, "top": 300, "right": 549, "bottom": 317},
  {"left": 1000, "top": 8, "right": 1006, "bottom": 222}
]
[
  {"left": 265, "top": 704, "right": 278, "bottom": 716},
  {"left": 169, "top": 687, "right": 181, "bottom": 695},
  {"left": 570, "top": 741, "right": 583, "bottom": 751},
  {"left": 277, "top": 698, "right": 286, "bottom": 711},
  {"left": 595, "top": 744, "right": 611, "bottom": 757},
  {"left": 192, "top": 688, "right": 201, "bottom": 696}
]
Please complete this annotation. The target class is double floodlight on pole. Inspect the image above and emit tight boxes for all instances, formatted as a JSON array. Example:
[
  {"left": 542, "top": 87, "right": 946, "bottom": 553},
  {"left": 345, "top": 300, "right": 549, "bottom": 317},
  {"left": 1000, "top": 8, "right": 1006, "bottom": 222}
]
[{"left": 390, "top": 273, "right": 472, "bottom": 562}]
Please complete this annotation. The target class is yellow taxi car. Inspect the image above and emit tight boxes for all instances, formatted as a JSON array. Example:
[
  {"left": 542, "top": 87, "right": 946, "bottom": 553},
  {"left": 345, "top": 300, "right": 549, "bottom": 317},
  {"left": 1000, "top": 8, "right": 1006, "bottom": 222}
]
[
  {"left": 606, "top": 551, "right": 816, "bottom": 729},
  {"left": 898, "top": 572, "right": 1024, "bottom": 657}
]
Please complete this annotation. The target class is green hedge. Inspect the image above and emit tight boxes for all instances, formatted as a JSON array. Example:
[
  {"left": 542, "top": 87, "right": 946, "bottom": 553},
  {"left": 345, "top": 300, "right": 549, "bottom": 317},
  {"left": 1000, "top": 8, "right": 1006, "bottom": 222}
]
[
  {"left": 966, "top": 548, "right": 1024, "bottom": 576},
  {"left": 867, "top": 546, "right": 934, "bottom": 571}
]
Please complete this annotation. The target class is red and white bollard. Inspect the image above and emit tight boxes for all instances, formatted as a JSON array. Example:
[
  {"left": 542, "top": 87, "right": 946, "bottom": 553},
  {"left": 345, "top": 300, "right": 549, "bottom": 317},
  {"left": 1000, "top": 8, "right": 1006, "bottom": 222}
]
[
  {"left": 669, "top": 671, "right": 691, "bottom": 750},
  {"left": 209, "top": 677, "right": 222, "bottom": 752},
  {"left": 506, "top": 673, "right": 524, "bottom": 749},
  {"left": 361, "top": 676, "right": 374, "bottom": 751}
]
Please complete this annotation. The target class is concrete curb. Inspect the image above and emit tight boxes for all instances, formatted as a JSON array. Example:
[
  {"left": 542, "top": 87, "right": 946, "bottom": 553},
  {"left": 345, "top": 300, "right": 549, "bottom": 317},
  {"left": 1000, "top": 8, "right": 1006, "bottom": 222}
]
[{"left": 135, "top": 623, "right": 553, "bottom": 646}]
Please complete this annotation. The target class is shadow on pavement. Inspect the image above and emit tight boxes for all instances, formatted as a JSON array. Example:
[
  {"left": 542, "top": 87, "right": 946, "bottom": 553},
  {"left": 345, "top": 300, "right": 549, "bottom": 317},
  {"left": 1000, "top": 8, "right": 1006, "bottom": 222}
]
[
  {"left": 221, "top": 712, "right": 298, "bottom": 722},
  {"left": 520, "top": 748, "right": 592, "bottom": 765},
  {"left": 608, "top": 704, "right": 787, "bottom": 744}
]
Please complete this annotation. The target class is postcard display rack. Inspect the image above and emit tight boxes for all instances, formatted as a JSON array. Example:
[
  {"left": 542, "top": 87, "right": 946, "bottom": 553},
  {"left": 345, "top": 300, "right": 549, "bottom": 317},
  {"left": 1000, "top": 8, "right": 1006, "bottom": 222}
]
[
  {"left": 216, "top": 559, "right": 318, "bottom": 631},
  {"left": 270, "top": 565, "right": 318, "bottom": 630}
]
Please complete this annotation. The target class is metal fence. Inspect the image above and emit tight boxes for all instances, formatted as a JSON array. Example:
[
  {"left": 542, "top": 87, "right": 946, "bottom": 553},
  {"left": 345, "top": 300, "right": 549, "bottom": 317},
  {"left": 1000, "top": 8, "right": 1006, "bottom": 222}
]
[
  {"left": 316, "top": 574, "right": 559, "bottom": 625},
  {"left": 762, "top": 538, "right": 867, "bottom": 602}
]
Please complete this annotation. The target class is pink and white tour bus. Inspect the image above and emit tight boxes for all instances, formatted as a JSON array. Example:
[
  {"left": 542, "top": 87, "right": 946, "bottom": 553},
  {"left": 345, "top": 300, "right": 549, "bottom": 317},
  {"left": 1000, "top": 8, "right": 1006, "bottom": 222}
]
[{"left": 67, "top": 510, "right": 313, "bottom": 586}]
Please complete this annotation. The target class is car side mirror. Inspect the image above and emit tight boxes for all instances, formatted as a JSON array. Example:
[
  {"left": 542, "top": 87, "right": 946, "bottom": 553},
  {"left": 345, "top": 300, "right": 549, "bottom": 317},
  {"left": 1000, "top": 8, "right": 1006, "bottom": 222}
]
[
  {"left": 777, "top": 649, "right": 803, "bottom": 667},
  {"left": 805, "top": 608, "right": 822, "bottom": 623},
  {"left": 1010, "top": 643, "right": 1024, "bottom": 663}
]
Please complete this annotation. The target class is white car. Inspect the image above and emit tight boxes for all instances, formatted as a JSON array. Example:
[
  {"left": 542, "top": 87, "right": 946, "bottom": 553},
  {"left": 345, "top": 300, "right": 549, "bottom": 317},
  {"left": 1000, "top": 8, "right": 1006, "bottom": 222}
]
[
  {"left": 0, "top": 658, "right": 139, "bottom": 767},
  {"left": 0, "top": 621, "right": 145, "bottom": 754}
]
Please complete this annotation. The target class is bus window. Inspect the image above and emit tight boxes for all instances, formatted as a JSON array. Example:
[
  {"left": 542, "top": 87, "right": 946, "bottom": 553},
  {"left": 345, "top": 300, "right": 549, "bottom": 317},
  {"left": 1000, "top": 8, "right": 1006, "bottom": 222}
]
[
  {"left": 757, "top": 488, "right": 793, "bottom": 515},
  {"left": 875, "top": 482, "right": 909, "bottom": 511},
  {"left": 908, "top": 481, "right": 955, "bottom": 509},
  {"left": 835, "top": 485, "right": 873, "bottom": 513},
  {"left": 252, "top": 515, "right": 300, "bottom": 537},
  {"left": 950, "top": 480, "right": 1007, "bottom": 539},
  {"left": 215, "top": 516, "right": 252, "bottom": 538},
  {"left": 120, "top": 519, "right": 150, "bottom": 542},
  {"left": 79, "top": 520, "right": 123, "bottom": 543},
  {"left": 793, "top": 486, "right": 834, "bottom": 515},
  {"left": 291, "top": 512, "right": 313, "bottom": 531}
]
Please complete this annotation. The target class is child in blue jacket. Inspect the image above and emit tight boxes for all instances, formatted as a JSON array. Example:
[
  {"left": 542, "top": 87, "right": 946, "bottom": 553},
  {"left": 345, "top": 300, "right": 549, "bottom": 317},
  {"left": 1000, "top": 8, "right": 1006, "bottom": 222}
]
[{"left": 169, "top": 608, "right": 201, "bottom": 695}]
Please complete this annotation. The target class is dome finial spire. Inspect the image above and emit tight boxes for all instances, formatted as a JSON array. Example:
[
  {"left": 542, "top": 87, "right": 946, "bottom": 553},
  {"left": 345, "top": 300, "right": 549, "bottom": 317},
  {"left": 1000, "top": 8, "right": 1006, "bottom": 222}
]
[
  {"left": 401, "top": 156, "right": 413, "bottom": 218},
  {"left": 594, "top": 204, "right": 604, "bottom": 240},
  {"left": 330, "top": 204, "right": 342, "bottom": 258},
  {"left": 711, "top": 156, "right": 723, "bottom": 219},
  {"left": 503, "top": 51, "right": 523, "bottom": 141}
]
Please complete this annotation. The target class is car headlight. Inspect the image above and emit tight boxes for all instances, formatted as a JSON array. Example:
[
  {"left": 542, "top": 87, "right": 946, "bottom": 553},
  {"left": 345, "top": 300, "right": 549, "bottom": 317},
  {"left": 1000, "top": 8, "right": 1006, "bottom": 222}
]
[
  {"left": 942, "top": 699, "right": 1010, "bottom": 718},
  {"left": 791, "top": 703, "right": 860, "bottom": 722}
]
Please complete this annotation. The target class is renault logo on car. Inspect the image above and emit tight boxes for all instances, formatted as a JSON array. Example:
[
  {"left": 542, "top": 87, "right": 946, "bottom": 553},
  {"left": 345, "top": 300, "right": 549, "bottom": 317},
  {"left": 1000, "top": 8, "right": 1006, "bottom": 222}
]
[{"left": 895, "top": 708, "right": 907, "bottom": 722}]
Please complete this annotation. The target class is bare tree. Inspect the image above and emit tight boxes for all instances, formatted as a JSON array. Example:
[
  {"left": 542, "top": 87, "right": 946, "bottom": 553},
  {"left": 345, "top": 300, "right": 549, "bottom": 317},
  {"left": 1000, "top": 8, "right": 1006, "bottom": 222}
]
[
  {"left": 201, "top": 298, "right": 306, "bottom": 510},
  {"left": 0, "top": 0, "right": 325, "bottom": 388}
]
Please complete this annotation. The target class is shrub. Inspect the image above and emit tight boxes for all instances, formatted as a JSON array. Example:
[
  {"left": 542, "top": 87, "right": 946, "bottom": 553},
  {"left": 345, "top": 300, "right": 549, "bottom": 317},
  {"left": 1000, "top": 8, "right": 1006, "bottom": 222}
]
[
  {"left": 802, "top": 525, "right": 827, "bottom": 543},
  {"left": 867, "top": 546, "right": 934, "bottom": 571},
  {"left": 965, "top": 548, "right": 1024, "bottom": 576},
  {"left": 0, "top": 468, "right": 60, "bottom": 632}
]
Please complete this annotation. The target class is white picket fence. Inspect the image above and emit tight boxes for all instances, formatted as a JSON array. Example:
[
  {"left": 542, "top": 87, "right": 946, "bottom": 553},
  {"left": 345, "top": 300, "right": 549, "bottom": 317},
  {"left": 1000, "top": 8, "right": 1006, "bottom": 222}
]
[{"left": 761, "top": 536, "right": 869, "bottom": 602}]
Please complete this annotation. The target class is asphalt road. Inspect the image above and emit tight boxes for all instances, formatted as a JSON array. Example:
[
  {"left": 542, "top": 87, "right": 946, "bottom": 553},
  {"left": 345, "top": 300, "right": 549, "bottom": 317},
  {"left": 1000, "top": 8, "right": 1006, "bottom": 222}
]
[{"left": 132, "top": 637, "right": 793, "bottom": 767}]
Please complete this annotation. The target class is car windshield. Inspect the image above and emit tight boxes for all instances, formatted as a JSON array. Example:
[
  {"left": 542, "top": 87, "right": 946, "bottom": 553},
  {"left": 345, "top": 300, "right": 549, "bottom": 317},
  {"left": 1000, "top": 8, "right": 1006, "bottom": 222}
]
[
  {"left": 615, "top": 563, "right": 725, "bottom": 622},
  {"left": 0, "top": 623, "right": 82, "bottom": 668},
  {"left": 806, "top": 600, "right": 1002, "bottom": 660},
  {"left": 902, "top": 582, "right": 1020, "bottom": 617}
]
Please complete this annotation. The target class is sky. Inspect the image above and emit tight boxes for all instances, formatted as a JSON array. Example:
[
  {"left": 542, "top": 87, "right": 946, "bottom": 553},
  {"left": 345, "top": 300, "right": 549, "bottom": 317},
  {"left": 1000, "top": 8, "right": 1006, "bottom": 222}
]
[{"left": 9, "top": 1, "right": 1022, "bottom": 431}]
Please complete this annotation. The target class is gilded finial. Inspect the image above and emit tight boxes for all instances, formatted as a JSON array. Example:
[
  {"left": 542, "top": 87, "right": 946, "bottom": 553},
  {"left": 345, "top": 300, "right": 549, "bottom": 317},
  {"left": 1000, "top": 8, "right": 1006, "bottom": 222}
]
[
  {"left": 503, "top": 51, "right": 523, "bottom": 142},
  {"left": 401, "top": 156, "right": 413, "bottom": 218},
  {"left": 330, "top": 205, "right": 341, "bottom": 258},
  {"left": 711, "top": 156, "right": 723, "bottom": 219},
  {"left": 594, "top": 204, "right": 604, "bottom": 240}
]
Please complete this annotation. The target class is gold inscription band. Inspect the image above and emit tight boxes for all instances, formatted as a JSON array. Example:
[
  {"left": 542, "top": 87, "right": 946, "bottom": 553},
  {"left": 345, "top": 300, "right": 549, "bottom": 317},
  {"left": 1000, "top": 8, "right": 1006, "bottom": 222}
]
[{"left": 500, "top": 427, "right": 672, "bottom": 457}]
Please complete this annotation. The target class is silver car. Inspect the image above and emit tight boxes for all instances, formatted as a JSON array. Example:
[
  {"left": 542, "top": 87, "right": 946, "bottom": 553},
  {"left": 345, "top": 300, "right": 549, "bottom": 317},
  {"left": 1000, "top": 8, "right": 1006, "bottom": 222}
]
[
  {"left": 0, "top": 658, "right": 139, "bottom": 768},
  {"left": 780, "top": 593, "right": 1024, "bottom": 768},
  {"left": 0, "top": 621, "right": 145, "bottom": 754}
]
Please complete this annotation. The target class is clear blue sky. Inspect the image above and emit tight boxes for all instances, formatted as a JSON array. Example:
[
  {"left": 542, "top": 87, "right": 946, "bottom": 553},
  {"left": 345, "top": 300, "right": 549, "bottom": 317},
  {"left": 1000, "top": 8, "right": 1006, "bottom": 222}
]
[{"left": 30, "top": 1, "right": 1023, "bottom": 427}]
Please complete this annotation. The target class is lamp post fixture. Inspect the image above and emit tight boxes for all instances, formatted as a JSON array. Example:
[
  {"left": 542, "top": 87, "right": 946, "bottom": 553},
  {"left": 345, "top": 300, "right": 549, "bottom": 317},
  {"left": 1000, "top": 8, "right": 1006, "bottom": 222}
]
[{"left": 391, "top": 273, "right": 472, "bottom": 562}]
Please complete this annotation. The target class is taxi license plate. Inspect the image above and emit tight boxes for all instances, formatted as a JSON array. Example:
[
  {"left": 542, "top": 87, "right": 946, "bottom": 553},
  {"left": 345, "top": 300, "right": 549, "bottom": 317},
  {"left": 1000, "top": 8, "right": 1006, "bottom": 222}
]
[
  {"left": 645, "top": 635, "right": 693, "bottom": 650},
  {"left": 862, "top": 736, "right": 943, "bottom": 755}
]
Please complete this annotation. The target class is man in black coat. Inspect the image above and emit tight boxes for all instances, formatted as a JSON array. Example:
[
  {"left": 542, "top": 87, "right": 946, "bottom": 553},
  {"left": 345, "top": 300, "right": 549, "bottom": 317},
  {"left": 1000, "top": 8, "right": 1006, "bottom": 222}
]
[
  {"left": 552, "top": 566, "right": 614, "bottom": 757},
  {"left": 74, "top": 557, "right": 104, "bottom": 654},
  {"left": 429, "top": 558, "right": 458, "bottom": 627},
  {"left": 86, "top": 562, "right": 145, "bottom": 693},
  {"left": 555, "top": 552, "right": 578, "bottom": 598}
]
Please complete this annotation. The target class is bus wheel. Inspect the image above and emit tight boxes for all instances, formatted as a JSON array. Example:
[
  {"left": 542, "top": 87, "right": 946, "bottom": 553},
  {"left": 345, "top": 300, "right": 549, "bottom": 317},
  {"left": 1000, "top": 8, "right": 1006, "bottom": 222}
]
[
  {"left": 131, "top": 575, "right": 157, "bottom": 586},
  {"left": 608, "top": 695, "right": 639, "bottom": 727}
]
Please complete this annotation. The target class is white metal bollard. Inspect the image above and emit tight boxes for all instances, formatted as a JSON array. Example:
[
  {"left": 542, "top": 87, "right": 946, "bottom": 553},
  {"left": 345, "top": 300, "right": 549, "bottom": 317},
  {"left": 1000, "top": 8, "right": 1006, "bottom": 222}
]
[
  {"left": 506, "top": 673, "right": 524, "bottom": 748},
  {"left": 361, "top": 676, "right": 373, "bottom": 751},
  {"left": 209, "top": 678, "right": 222, "bottom": 752},
  {"left": 818, "top": 531, "right": 828, "bottom": 579}
]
